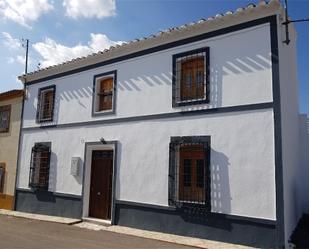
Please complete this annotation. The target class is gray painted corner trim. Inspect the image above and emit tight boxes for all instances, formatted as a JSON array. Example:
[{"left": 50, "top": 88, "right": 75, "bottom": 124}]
[
  {"left": 15, "top": 188, "right": 82, "bottom": 199},
  {"left": 270, "top": 16, "right": 285, "bottom": 248},
  {"left": 22, "top": 102, "right": 274, "bottom": 132},
  {"left": 13, "top": 86, "right": 26, "bottom": 211},
  {"left": 81, "top": 140, "right": 118, "bottom": 225}
]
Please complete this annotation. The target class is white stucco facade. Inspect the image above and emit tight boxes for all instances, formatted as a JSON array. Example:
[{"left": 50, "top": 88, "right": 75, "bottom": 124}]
[
  {"left": 16, "top": 0, "right": 309, "bottom": 247},
  {"left": 16, "top": 22, "right": 278, "bottom": 222},
  {"left": 18, "top": 109, "right": 276, "bottom": 220},
  {"left": 22, "top": 24, "right": 273, "bottom": 128}
]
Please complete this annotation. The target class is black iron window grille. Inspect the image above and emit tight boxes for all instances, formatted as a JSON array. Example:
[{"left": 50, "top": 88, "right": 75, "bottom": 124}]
[
  {"left": 29, "top": 142, "right": 51, "bottom": 190},
  {"left": 169, "top": 136, "right": 211, "bottom": 210},
  {"left": 0, "top": 163, "right": 5, "bottom": 193},
  {"left": 0, "top": 105, "right": 11, "bottom": 133},
  {"left": 172, "top": 47, "right": 210, "bottom": 107},
  {"left": 36, "top": 85, "right": 55, "bottom": 123}
]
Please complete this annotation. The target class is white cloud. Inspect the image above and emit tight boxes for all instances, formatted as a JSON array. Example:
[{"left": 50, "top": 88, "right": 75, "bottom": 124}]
[
  {"left": 16, "top": 55, "right": 26, "bottom": 65},
  {"left": 33, "top": 33, "right": 122, "bottom": 68},
  {"left": 63, "top": 0, "right": 115, "bottom": 19},
  {"left": 7, "top": 57, "right": 15, "bottom": 64},
  {"left": 2, "top": 32, "right": 33, "bottom": 68},
  {"left": 2, "top": 32, "right": 21, "bottom": 50},
  {"left": 0, "top": 0, "right": 53, "bottom": 28}
]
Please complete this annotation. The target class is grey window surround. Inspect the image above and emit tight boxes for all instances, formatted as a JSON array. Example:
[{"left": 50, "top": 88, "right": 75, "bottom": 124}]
[{"left": 92, "top": 70, "right": 117, "bottom": 117}]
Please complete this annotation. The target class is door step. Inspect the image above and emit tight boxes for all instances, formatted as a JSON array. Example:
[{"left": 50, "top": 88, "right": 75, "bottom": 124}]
[{"left": 82, "top": 217, "right": 111, "bottom": 227}]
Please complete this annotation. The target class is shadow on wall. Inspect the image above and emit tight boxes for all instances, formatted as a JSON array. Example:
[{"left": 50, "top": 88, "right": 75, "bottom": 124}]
[
  {"left": 23, "top": 51, "right": 272, "bottom": 121},
  {"left": 59, "top": 86, "right": 92, "bottom": 106},
  {"left": 73, "top": 157, "right": 83, "bottom": 185},
  {"left": 47, "top": 152, "right": 57, "bottom": 195},
  {"left": 179, "top": 149, "right": 232, "bottom": 231},
  {"left": 210, "top": 149, "right": 231, "bottom": 214},
  {"left": 115, "top": 142, "right": 122, "bottom": 200},
  {"left": 118, "top": 73, "right": 172, "bottom": 92},
  {"left": 300, "top": 115, "right": 309, "bottom": 212},
  {"left": 23, "top": 89, "right": 61, "bottom": 126}
]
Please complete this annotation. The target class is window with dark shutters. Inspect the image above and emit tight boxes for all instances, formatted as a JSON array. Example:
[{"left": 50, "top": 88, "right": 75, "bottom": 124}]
[
  {"left": 98, "top": 77, "right": 113, "bottom": 111},
  {"left": 29, "top": 143, "right": 51, "bottom": 190},
  {"left": 0, "top": 163, "right": 5, "bottom": 193},
  {"left": 172, "top": 47, "right": 209, "bottom": 107},
  {"left": 92, "top": 70, "right": 116, "bottom": 116},
  {"left": 37, "top": 85, "right": 55, "bottom": 123},
  {"left": 0, "top": 105, "right": 11, "bottom": 133},
  {"left": 169, "top": 136, "right": 210, "bottom": 210}
]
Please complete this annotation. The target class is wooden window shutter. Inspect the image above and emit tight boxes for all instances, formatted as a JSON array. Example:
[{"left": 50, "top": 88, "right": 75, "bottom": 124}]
[
  {"left": 98, "top": 77, "right": 113, "bottom": 111},
  {"left": 37, "top": 86, "right": 55, "bottom": 123},
  {"left": 29, "top": 143, "right": 51, "bottom": 190},
  {"left": 180, "top": 57, "right": 205, "bottom": 101},
  {"left": 0, "top": 105, "right": 11, "bottom": 133},
  {"left": 0, "top": 163, "right": 5, "bottom": 193}
]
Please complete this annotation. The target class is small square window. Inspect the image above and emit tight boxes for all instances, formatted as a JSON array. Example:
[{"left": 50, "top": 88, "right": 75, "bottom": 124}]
[
  {"left": 169, "top": 136, "right": 211, "bottom": 209},
  {"left": 172, "top": 47, "right": 210, "bottom": 107},
  {"left": 36, "top": 85, "right": 55, "bottom": 123},
  {"left": 29, "top": 142, "right": 51, "bottom": 190},
  {"left": 0, "top": 105, "right": 11, "bottom": 133},
  {"left": 0, "top": 163, "right": 6, "bottom": 193},
  {"left": 92, "top": 70, "right": 117, "bottom": 116}
]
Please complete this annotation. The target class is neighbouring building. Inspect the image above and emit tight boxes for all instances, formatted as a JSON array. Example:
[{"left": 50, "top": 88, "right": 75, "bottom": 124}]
[
  {"left": 0, "top": 90, "right": 24, "bottom": 210},
  {"left": 14, "top": 1, "right": 309, "bottom": 248}
]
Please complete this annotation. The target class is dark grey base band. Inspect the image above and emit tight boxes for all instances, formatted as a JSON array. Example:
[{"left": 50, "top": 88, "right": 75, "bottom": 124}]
[
  {"left": 115, "top": 201, "right": 277, "bottom": 248},
  {"left": 15, "top": 189, "right": 82, "bottom": 219}
]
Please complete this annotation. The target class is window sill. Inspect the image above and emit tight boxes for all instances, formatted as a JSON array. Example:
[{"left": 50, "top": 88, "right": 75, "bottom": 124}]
[
  {"left": 173, "top": 98, "right": 209, "bottom": 107},
  {"left": 37, "top": 119, "right": 53, "bottom": 123},
  {"left": 92, "top": 109, "right": 115, "bottom": 117}
]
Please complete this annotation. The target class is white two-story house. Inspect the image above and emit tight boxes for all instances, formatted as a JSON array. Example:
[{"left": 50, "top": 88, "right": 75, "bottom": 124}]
[{"left": 15, "top": 1, "right": 308, "bottom": 248}]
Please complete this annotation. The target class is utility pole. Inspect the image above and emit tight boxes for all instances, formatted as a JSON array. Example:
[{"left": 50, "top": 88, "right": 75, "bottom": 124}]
[
  {"left": 21, "top": 38, "right": 29, "bottom": 74},
  {"left": 283, "top": 0, "right": 309, "bottom": 45}
]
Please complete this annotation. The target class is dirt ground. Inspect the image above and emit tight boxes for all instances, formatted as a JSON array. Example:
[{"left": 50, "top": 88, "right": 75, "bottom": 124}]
[{"left": 0, "top": 215, "right": 195, "bottom": 249}]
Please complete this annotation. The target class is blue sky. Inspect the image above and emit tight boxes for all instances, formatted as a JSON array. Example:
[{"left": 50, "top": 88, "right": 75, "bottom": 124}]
[{"left": 0, "top": 0, "right": 308, "bottom": 115}]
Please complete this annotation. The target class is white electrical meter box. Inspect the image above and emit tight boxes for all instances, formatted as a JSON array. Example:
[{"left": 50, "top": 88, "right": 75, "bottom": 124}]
[{"left": 71, "top": 157, "right": 80, "bottom": 176}]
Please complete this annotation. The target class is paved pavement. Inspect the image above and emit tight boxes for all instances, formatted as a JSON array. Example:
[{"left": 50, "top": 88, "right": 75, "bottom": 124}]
[{"left": 0, "top": 215, "right": 195, "bottom": 249}]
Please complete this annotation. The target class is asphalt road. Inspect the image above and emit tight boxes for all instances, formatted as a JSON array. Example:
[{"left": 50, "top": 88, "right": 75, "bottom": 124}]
[{"left": 0, "top": 215, "right": 195, "bottom": 249}]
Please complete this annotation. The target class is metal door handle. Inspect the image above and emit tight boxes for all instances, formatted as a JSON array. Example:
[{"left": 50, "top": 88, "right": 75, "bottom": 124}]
[{"left": 97, "top": 192, "right": 101, "bottom": 195}]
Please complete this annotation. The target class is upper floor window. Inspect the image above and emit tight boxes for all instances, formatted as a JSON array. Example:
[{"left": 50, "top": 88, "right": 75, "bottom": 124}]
[
  {"left": 169, "top": 136, "right": 210, "bottom": 210},
  {"left": 36, "top": 85, "right": 55, "bottom": 123},
  {"left": 29, "top": 142, "right": 51, "bottom": 190},
  {"left": 92, "top": 70, "right": 116, "bottom": 116},
  {"left": 172, "top": 47, "right": 210, "bottom": 107},
  {"left": 0, "top": 105, "right": 11, "bottom": 133},
  {"left": 0, "top": 163, "right": 5, "bottom": 193}
]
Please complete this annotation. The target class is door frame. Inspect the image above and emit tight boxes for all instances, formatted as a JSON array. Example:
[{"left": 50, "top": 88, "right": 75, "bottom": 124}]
[{"left": 82, "top": 141, "right": 118, "bottom": 224}]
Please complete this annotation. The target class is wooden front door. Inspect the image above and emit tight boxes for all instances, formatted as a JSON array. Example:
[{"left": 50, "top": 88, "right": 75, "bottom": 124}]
[{"left": 89, "top": 150, "right": 113, "bottom": 220}]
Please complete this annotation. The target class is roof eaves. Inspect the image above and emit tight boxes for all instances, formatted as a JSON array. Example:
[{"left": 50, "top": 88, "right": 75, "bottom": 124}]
[{"left": 19, "top": 0, "right": 282, "bottom": 84}]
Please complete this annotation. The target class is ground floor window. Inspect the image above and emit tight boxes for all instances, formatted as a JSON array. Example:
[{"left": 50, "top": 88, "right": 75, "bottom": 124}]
[
  {"left": 169, "top": 136, "right": 210, "bottom": 210},
  {"left": 0, "top": 163, "right": 5, "bottom": 193},
  {"left": 29, "top": 142, "right": 51, "bottom": 190}
]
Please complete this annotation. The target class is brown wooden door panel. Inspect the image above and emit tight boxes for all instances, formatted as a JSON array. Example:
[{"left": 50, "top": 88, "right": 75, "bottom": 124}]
[
  {"left": 180, "top": 57, "right": 205, "bottom": 101},
  {"left": 99, "top": 78, "right": 113, "bottom": 111},
  {"left": 179, "top": 145, "right": 205, "bottom": 203},
  {"left": 89, "top": 150, "right": 113, "bottom": 220}
]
